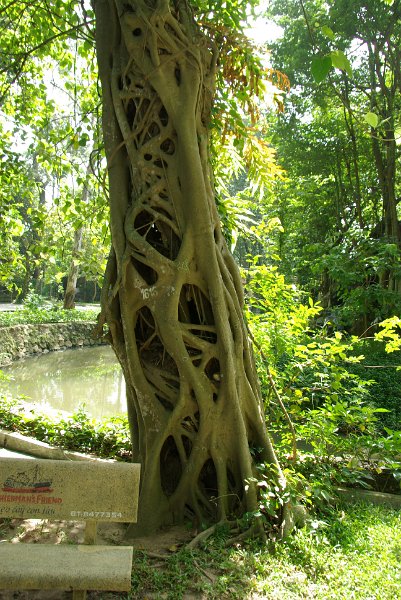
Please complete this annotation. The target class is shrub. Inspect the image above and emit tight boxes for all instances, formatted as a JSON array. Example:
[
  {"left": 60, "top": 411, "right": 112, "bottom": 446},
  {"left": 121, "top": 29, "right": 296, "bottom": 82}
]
[
  {"left": 0, "top": 307, "right": 99, "bottom": 327},
  {"left": 243, "top": 263, "right": 401, "bottom": 512},
  {"left": 0, "top": 395, "right": 131, "bottom": 460},
  {"left": 349, "top": 339, "right": 401, "bottom": 430}
]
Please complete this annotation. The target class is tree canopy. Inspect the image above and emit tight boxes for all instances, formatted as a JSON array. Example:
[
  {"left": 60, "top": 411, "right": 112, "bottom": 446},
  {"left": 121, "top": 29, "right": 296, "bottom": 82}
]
[{"left": 266, "top": 0, "right": 401, "bottom": 330}]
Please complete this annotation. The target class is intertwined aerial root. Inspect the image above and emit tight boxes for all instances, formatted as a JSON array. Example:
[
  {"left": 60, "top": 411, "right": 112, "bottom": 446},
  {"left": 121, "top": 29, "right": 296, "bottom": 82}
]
[{"left": 95, "top": 0, "right": 289, "bottom": 535}]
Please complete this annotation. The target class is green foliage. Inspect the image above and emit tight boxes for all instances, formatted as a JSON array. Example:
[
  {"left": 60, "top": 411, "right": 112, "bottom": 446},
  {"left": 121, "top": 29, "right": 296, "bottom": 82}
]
[
  {"left": 350, "top": 338, "right": 401, "bottom": 430},
  {"left": 266, "top": 0, "right": 401, "bottom": 330},
  {"left": 375, "top": 316, "right": 401, "bottom": 353},
  {"left": 281, "top": 399, "right": 400, "bottom": 505},
  {"left": 364, "top": 111, "right": 379, "bottom": 128},
  {"left": 311, "top": 55, "right": 332, "bottom": 83},
  {"left": 0, "top": 0, "right": 108, "bottom": 300},
  {"left": 311, "top": 50, "right": 352, "bottom": 83},
  {"left": 245, "top": 264, "right": 401, "bottom": 510},
  {"left": 245, "top": 262, "right": 369, "bottom": 412},
  {"left": 0, "top": 396, "right": 130, "bottom": 460},
  {"left": 244, "top": 461, "right": 297, "bottom": 532},
  {"left": 0, "top": 306, "right": 98, "bottom": 327}
]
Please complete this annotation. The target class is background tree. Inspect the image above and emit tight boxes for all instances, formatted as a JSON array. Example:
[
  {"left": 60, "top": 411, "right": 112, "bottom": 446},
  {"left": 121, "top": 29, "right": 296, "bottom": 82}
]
[
  {"left": 266, "top": 0, "right": 401, "bottom": 330},
  {"left": 0, "top": 3, "right": 109, "bottom": 302}
]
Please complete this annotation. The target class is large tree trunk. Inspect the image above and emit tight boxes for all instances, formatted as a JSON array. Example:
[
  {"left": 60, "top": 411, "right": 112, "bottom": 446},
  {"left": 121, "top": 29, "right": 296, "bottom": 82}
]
[{"left": 94, "top": 0, "right": 285, "bottom": 536}]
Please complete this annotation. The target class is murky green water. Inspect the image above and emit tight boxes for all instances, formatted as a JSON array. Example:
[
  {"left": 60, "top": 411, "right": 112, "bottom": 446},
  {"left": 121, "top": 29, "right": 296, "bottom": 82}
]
[{"left": 1, "top": 346, "right": 127, "bottom": 419}]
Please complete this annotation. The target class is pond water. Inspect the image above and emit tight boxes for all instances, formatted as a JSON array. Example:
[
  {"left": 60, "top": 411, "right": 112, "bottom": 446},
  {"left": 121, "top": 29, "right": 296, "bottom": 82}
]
[{"left": 1, "top": 346, "right": 127, "bottom": 419}]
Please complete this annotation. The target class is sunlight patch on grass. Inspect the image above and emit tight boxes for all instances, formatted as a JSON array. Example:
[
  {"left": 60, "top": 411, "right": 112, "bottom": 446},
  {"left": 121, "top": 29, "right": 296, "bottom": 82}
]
[{"left": 129, "top": 504, "right": 401, "bottom": 599}]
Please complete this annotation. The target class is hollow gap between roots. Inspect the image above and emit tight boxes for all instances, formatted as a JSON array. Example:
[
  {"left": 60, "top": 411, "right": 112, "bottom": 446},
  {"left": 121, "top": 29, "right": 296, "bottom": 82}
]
[
  {"left": 159, "top": 105, "right": 169, "bottom": 126},
  {"left": 182, "top": 415, "right": 199, "bottom": 433},
  {"left": 178, "top": 285, "right": 215, "bottom": 326},
  {"left": 160, "top": 138, "right": 175, "bottom": 155},
  {"left": 137, "top": 98, "right": 150, "bottom": 121},
  {"left": 135, "top": 306, "right": 155, "bottom": 346},
  {"left": 160, "top": 436, "right": 182, "bottom": 496},
  {"left": 154, "top": 157, "right": 168, "bottom": 169},
  {"left": 227, "top": 465, "right": 242, "bottom": 513},
  {"left": 147, "top": 122, "right": 160, "bottom": 138},
  {"left": 190, "top": 328, "right": 217, "bottom": 344},
  {"left": 198, "top": 459, "right": 218, "bottom": 510},
  {"left": 174, "top": 65, "right": 181, "bottom": 86},
  {"left": 134, "top": 209, "right": 180, "bottom": 259},
  {"left": 131, "top": 256, "right": 158, "bottom": 285},
  {"left": 155, "top": 394, "right": 174, "bottom": 412},
  {"left": 141, "top": 337, "right": 179, "bottom": 375},
  {"left": 126, "top": 98, "right": 136, "bottom": 128},
  {"left": 204, "top": 357, "right": 220, "bottom": 381}
]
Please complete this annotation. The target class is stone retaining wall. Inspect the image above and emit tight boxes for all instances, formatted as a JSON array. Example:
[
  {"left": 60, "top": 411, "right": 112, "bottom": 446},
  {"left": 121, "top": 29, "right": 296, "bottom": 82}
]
[{"left": 0, "top": 322, "right": 106, "bottom": 366}]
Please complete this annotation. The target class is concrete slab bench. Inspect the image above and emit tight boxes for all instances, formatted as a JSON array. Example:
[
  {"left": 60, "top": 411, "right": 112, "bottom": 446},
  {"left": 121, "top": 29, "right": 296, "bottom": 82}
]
[{"left": 0, "top": 457, "right": 140, "bottom": 599}]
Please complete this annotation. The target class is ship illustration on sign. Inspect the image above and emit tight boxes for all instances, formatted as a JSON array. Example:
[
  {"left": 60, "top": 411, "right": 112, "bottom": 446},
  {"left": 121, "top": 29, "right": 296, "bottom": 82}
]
[{"left": 2, "top": 464, "right": 53, "bottom": 493}]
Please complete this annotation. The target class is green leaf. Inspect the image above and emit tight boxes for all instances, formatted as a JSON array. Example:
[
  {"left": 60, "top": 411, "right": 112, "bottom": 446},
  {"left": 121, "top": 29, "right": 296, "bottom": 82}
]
[
  {"left": 321, "top": 25, "right": 335, "bottom": 40},
  {"left": 311, "top": 55, "right": 332, "bottom": 83},
  {"left": 394, "top": 125, "right": 401, "bottom": 144},
  {"left": 330, "top": 50, "right": 352, "bottom": 76},
  {"left": 364, "top": 112, "right": 379, "bottom": 128}
]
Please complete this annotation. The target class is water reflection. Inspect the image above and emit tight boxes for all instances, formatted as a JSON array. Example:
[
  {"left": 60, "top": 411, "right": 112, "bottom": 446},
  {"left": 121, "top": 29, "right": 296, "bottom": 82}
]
[{"left": 1, "top": 346, "right": 127, "bottom": 419}]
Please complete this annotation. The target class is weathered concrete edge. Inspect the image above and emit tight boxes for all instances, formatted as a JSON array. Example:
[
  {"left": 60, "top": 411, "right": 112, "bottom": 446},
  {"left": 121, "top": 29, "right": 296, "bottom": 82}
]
[
  {"left": 0, "top": 429, "right": 98, "bottom": 461},
  {"left": 336, "top": 486, "right": 401, "bottom": 509}
]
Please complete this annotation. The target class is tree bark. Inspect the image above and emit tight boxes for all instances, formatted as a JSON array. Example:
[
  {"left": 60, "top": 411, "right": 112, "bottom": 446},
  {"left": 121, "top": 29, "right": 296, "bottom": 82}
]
[
  {"left": 342, "top": 77, "right": 363, "bottom": 228},
  {"left": 94, "top": 0, "right": 286, "bottom": 535},
  {"left": 367, "top": 41, "right": 400, "bottom": 245},
  {"left": 63, "top": 163, "right": 91, "bottom": 309},
  {"left": 63, "top": 227, "right": 84, "bottom": 309}
]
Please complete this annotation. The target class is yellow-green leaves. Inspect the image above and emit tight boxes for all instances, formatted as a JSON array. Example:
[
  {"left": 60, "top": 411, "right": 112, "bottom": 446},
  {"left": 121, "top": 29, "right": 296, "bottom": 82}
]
[
  {"left": 321, "top": 25, "right": 335, "bottom": 40},
  {"left": 375, "top": 316, "right": 401, "bottom": 354},
  {"left": 364, "top": 111, "right": 379, "bottom": 128},
  {"left": 330, "top": 50, "right": 352, "bottom": 76}
]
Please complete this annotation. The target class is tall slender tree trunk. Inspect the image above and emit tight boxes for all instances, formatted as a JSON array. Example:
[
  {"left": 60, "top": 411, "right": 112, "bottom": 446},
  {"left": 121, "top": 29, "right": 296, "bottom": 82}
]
[
  {"left": 342, "top": 78, "right": 363, "bottom": 228},
  {"left": 94, "top": 0, "right": 287, "bottom": 535},
  {"left": 366, "top": 40, "right": 401, "bottom": 296},
  {"left": 63, "top": 227, "right": 84, "bottom": 309},
  {"left": 368, "top": 43, "right": 399, "bottom": 245},
  {"left": 63, "top": 164, "right": 91, "bottom": 309},
  {"left": 19, "top": 155, "right": 47, "bottom": 301}
]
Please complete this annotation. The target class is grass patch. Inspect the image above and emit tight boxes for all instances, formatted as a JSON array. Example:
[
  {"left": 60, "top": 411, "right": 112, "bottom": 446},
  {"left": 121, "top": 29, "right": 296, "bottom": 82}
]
[
  {"left": 128, "top": 504, "right": 401, "bottom": 599},
  {"left": 0, "top": 306, "right": 99, "bottom": 327}
]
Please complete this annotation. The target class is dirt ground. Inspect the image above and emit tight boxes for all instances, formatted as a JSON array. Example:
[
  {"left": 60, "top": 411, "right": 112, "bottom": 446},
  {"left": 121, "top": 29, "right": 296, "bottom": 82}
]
[{"left": 0, "top": 518, "right": 195, "bottom": 599}]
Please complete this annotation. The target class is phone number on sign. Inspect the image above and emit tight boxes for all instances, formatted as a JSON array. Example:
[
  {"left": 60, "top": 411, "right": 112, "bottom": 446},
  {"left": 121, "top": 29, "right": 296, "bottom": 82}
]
[{"left": 70, "top": 511, "right": 123, "bottom": 518}]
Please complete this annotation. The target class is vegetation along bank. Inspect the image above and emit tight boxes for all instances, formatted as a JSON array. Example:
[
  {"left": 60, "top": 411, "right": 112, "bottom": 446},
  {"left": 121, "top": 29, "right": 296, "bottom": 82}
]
[{"left": 0, "top": 308, "right": 104, "bottom": 366}]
